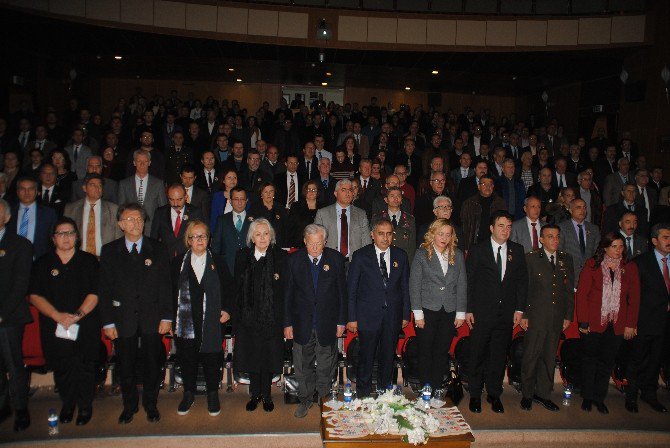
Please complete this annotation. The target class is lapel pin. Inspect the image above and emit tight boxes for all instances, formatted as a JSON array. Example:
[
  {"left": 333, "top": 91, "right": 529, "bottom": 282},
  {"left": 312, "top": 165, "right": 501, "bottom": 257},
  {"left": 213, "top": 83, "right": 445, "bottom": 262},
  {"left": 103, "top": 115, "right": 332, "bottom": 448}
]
[
  {"left": 274, "top": 273, "right": 280, "bottom": 280},
  {"left": 323, "top": 264, "right": 330, "bottom": 271},
  {"left": 51, "top": 269, "right": 59, "bottom": 277},
  {"left": 145, "top": 258, "right": 152, "bottom": 266},
  {"left": 183, "top": 214, "right": 189, "bottom": 221},
  {"left": 393, "top": 261, "right": 398, "bottom": 268}
]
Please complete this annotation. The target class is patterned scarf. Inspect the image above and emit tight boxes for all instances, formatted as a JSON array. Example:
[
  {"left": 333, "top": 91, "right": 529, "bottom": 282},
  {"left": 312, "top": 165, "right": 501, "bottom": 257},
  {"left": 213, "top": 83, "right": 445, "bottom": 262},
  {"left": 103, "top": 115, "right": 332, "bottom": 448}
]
[
  {"left": 176, "top": 250, "right": 206, "bottom": 340},
  {"left": 600, "top": 255, "right": 622, "bottom": 326}
]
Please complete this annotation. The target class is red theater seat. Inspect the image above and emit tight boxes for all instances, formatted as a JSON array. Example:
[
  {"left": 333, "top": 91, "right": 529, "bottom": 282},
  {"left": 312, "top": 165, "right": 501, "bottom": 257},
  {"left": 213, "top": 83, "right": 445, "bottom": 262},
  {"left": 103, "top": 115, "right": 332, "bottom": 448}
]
[{"left": 22, "top": 305, "right": 45, "bottom": 370}]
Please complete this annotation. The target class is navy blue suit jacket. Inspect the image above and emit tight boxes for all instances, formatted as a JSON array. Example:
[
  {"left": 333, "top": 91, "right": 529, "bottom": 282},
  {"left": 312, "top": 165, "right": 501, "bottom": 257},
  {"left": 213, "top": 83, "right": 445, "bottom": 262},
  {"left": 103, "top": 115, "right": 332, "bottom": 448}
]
[
  {"left": 211, "top": 211, "right": 253, "bottom": 272},
  {"left": 8, "top": 203, "right": 57, "bottom": 259},
  {"left": 347, "top": 244, "right": 411, "bottom": 332},
  {"left": 284, "top": 247, "right": 347, "bottom": 346},
  {"left": 494, "top": 176, "right": 527, "bottom": 220}
]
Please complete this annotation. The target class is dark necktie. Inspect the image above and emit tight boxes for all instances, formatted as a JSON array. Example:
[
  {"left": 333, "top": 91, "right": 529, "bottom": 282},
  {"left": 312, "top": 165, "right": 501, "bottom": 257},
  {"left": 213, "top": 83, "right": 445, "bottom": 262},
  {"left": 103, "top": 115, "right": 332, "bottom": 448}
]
[
  {"left": 42, "top": 189, "right": 49, "bottom": 203},
  {"left": 340, "top": 208, "right": 348, "bottom": 257},
  {"left": 577, "top": 224, "right": 586, "bottom": 256},
  {"left": 391, "top": 214, "right": 398, "bottom": 228},
  {"left": 379, "top": 252, "right": 388, "bottom": 287},
  {"left": 131, "top": 243, "right": 139, "bottom": 256},
  {"left": 531, "top": 222, "right": 539, "bottom": 250},
  {"left": 662, "top": 257, "right": 670, "bottom": 294},
  {"left": 207, "top": 172, "right": 213, "bottom": 190},
  {"left": 496, "top": 246, "right": 503, "bottom": 281},
  {"left": 550, "top": 254, "right": 556, "bottom": 271},
  {"left": 626, "top": 236, "right": 632, "bottom": 255},
  {"left": 628, "top": 204, "right": 634, "bottom": 211},
  {"left": 322, "top": 179, "right": 328, "bottom": 189},
  {"left": 311, "top": 257, "right": 319, "bottom": 292}
]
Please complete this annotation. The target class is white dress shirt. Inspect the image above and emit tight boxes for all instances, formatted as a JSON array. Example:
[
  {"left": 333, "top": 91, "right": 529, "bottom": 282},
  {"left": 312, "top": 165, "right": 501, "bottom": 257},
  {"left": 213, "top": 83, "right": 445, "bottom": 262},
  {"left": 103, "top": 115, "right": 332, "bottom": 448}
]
[
  {"left": 638, "top": 185, "right": 651, "bottom": 220},
  {"left": 254, "top": 248, "right": 267, "bottom": 261},
  {"left": 286, "top": 171, "right": 299, "bottom": 207},
  {"left": 135, "top": 174, "right": 148, "bottom": 198},
  {"left": 81, "top": 200, "right": 102, "bottom": 254},
  {"left": 191, "top": 251, "right": 207, "bottom": 283},
  {"left": 526, "top": 217, "right": 542, "bottom": 249},
  {"left": 490, "top": 237, "right": 508, "bottom": 280}
]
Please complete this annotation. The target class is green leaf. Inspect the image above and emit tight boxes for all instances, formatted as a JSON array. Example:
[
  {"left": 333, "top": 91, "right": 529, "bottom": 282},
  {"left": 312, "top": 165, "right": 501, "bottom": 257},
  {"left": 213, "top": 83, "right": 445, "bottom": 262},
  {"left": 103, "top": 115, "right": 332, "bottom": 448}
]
[{"left": 395, "top": 415, "right": 414, "bottom": 430}]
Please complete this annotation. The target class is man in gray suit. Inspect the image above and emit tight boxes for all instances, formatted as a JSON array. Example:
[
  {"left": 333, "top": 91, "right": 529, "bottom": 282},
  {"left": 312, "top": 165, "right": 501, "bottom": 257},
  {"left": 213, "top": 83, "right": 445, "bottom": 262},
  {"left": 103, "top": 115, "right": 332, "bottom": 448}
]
[
  {"left": 64, "top": 128, "right": 93, "bottom": 181},
  {"left": 558, "top": 198, "right": 600, "bottom": 288},
  {"left": 314, "top": 179, "right": 371, "bottom": 261},
  {"left": 64, "top": 173, "right": 122, "bottom": 256},
  {"left": 70, "top": 156, "right": 118, "bottom": 203},
  {"left": 117, "top": 149, "right": 167, "bottom": 235},
  {"left": 618, "top": 211, "right": 648, "bottom": 262},
  {"left": 510, "top": 197, "right": 543, "bottom": 253},
  {"left": 450, "top": 152, "right": 474, "bottom": 191},
  {"left": 602, "top": 158, "right": 632, "bottom": 207}
]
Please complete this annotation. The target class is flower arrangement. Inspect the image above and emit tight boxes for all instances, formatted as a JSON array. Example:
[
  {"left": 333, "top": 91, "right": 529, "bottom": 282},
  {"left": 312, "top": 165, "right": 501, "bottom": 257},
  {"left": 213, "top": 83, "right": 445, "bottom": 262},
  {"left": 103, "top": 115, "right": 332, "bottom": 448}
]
[{"left": 344, "top": 390, "right": 440, "bottom": 445}]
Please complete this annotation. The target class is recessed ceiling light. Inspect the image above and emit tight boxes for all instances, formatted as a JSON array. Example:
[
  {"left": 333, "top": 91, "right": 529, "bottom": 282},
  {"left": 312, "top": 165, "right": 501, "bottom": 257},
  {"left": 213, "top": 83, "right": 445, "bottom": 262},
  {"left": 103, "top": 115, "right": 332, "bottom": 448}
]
[
  {"left": 236, "top": 78, "right": 242, "bottom": 82},
  {"left": 114, "top": 55, "right": 123, "bottom": 60},
  {"left": 326, "top": 72, "right": 332, "bottom": 76},
  {"left": 228, "top": 68, "right": 235, "bottom": 72},
  {"left": 322, "top": 82, "right": 328, "bottom": 86},
  {"left": 431, "top": 70, "right": 439, "bottom": 75},
  {"left": 405, "top": 86, "right": 411, "bottom": 91}
]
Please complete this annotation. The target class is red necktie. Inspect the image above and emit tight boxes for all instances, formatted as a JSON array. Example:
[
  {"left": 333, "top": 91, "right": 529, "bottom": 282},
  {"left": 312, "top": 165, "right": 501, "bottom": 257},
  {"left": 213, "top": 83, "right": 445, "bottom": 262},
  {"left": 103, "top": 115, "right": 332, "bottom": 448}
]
[
  {"left": 174, "top": 210, "right": 182, "bottom": 237},
  {"left": 531, "top": 222, "right": 539, "bottom": 250},
  {"left": 340, "top": 208, "right": 348, "bottom": 257},
  {"left": 662, "top": 257, "right": 670, "bottom": 294}
]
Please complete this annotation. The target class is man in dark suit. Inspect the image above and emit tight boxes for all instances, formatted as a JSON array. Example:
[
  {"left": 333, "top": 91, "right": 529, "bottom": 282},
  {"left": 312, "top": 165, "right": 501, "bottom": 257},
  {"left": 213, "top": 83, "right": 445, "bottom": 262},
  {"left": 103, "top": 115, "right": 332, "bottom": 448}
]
[
  {"left": 297, "top": 142, "right": 319, "bottom": 184},
  {"left": 211, "top": 186, "right": 252, "bottom": 270},
  {"left": 649, "top": 167, "right": 667, "bottom": 197},
  {"left": 164, "top": 131, "right": 193, "bottom": 186},
  {"left": 160, "top": 111, "right": 182, "bottom": 151},
  {"left": 577, "top": 171, "right": 603, "bottom": 226},
  {"left": 494, "top": 159, "right": 526, "bottom": 220},
  {"left": 0, "top": 198, "right": 33, "bottom": 431},
  {"left": 355, "top": 159, "right": 382, "bottom": 220},
  {"left": 274, "top": 156, "right": 301, "bottom": 210},
  {"left": 151, "top": 184, "right": 204, "bottom": 259},
  {"left": 602, "top": 184, "right": 648, "bottom": 237},
  {"left": 180, "top": 164, "right": 210, "bottom": 222},
  {"left": 455, "top": 161, "right": 489, "bottom": 222},
  {"left": 316, "top": 157, "right": 336, "bottom": 207},
  {"left": 519, "top": 225, "right": 574, "bottom": 412},
  {"left": 450, "top": 152, "right": 474, "bottom": 191},
  {"left": 194, "top": 149, "right": 222, "bottom": 195},
  {"left": 618, "top": 212, "right": 648, "bottom": 262},
  {"left": 36, "top": 163, "right": 66, "bottom": 217},
  {"left": 284, "top": 224, "right": 347, "bottom": 418},
  {"left": 634, "top": 169, "right": 658, "bottom": 223},
  {"left": 466, "top": 210, "right": 528, "bottom": 414},
  {"left": 626, "top": 223, "right": 670, "bottom": 413},
  {"left": 221, "top": 142, "right": 247, "bottom": 175},
  {"left": 526, "top": 168, "right": 559, "bottom": 219},
  {"left": 259, "top": 145, "right": 285, "bottom": 179},
  {"left": 567, "top": 145, "right": 588, "bottom": 175},
  {"left": 8, "top": 177, "right": 57, "bottom": 259},
  {"left": 99, "top": 203, "right": 172, "bottom": 424},
  {"left": 347, "top": 219, "right": 410, "bottom": 397},
  {"left": 237, "top": 150, "right": 272, "bottom": 200},
  {"left": 552, "top": 158, "right": 578, "bottom": 189},
  {"left": 594, "top": 145, "right": 618, "bottom": 191}
]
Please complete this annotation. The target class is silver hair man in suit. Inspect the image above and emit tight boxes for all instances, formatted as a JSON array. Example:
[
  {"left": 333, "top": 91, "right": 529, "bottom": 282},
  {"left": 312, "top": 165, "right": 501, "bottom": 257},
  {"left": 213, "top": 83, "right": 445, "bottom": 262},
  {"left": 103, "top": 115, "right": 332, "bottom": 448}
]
[
  {"left": 117, "top": 149, "right": 167, "bottom": 235},
  {"left": 510, "top": 197, "right": 543, "bottom": 253},
  {"left": 557, "top": 198, "right": 601, "bottom": 288},
  {"left": 64, "top": 173, "right": 121, "bottom": 256},
  {"left": 314, "top": 179, "right": 371, "bottom": 261}
]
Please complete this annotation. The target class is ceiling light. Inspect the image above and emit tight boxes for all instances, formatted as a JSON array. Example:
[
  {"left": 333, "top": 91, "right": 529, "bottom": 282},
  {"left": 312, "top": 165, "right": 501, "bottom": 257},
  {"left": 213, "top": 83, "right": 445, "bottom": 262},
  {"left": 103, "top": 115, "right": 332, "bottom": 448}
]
[
  {"left": 228, "top": 68, "right": 235, "bottom": 72},
  {"left": 114, "top": 55, "right": 123, "bottom": 60},
  {"left": 316, "top": 19, "right": 332, "bottom": 40},
  {"left": 236, "top": 78, "right": 242, "bottom": 82},
  {"left": 431, "top": 70, "right": 439, "bottom": 75},
  {"left": 405, "top": 86, "right": 411, "bottom": 91},
  {"left": 326, "top": 72, "right": 332, "bottom": 76},
  {"left": 322, "top": 82, "right": 328, "bottom": 86}
]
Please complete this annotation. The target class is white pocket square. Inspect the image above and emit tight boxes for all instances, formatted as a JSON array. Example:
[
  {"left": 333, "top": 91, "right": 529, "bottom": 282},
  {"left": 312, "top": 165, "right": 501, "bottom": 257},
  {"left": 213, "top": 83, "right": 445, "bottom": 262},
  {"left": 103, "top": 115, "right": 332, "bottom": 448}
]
[{"left": 112, "top": 300, "right": 121, "bottom": 307}]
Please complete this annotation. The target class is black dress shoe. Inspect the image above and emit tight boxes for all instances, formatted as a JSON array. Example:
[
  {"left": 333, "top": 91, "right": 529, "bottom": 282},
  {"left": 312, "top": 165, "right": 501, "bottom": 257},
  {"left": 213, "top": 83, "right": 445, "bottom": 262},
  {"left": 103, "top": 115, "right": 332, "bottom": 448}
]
[
  {"left": 246, "top": 396, "right": 261, "bottom": 412},
  {"left": 145, "top": 407, "right": 160, "bottom": 422},
  {"left": 118, "top": 407, "right": 138, "bottom": 424},
  {"left": 76, "top": 408, "right": 92, "bottom": 426},
  {"left": 487, "top": 395, "right": 504, "bottom": 413},
  {"left": 640, "top": 396, "right": 668, "bottom": 413},
  {"left": 595, "top": 401, "right": 609, "bottom": 414},
  {"left": 13, "top": 409, "right": 30, "bottom": 432},
  {"left": 533, "top": 395, "right": 559, "bottom": 412},
  {"left": 625, "top": 400, "right": 639, "bottom": 413},
  {"left": 262, "top": 397, "right": 274, "bottom": 412},
  {"left": 581, "top": 399, "right": 592, "bottom": 412},
  {"left": 520, "top": 397, "right": 533, "bottom": 411},
  {"left": 177, "top": 392, "right": 195, "bottom": 416},
  {"left": 469, "top": 397, "right": 481, "bottom": 413},
  {"left": 59, "top": 408, "right": 74, "bottom": 424}
]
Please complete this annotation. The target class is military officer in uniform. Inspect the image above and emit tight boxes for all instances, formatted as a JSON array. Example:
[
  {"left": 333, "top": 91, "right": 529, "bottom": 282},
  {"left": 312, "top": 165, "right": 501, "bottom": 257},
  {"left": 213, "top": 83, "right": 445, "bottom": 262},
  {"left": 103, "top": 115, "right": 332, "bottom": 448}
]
[
  {"left": 371, "top": 187, "right": 416, "bottom": 262},
  {"left": 519, "top": 224, "right": 574, "bottom": 411}
]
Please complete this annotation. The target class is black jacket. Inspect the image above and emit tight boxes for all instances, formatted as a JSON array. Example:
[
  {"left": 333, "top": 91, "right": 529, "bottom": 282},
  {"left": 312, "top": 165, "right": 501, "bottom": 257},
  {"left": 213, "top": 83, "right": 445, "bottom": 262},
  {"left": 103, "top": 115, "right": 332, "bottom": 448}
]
[{"left": 0, "top": 232, "right": 33, "bottom": 326}]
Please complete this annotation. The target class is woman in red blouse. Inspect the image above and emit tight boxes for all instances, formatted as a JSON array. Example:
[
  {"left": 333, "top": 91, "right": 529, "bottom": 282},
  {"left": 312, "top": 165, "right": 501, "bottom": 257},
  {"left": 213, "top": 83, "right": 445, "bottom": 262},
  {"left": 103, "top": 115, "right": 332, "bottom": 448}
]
[{"left": 576, "top": 232, "right": 640, "bottom": 414}]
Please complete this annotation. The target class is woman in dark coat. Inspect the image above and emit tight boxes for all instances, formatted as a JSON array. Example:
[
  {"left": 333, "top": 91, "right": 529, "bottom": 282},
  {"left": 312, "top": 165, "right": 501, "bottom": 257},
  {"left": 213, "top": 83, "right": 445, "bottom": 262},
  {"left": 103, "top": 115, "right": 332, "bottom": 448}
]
[
  {"left": 248, "top": 182, "right": 289, "bottom": 248},
  {"left": 29, "top": 217, "right": 100, "bottom": 426},
  {"left": 170, "top": 220, "right": 232, "bottom": 417},
  {"left": 233, "top": 218, "right": 285, "bottom": 412},
  {"left": 288, "top": 180, "right": 320, "bottom": 247}
]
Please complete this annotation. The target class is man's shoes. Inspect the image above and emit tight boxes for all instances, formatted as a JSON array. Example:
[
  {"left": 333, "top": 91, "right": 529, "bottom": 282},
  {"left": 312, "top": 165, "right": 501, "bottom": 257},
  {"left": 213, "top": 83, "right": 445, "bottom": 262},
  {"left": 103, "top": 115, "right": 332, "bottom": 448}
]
[
  {"left": 468, "top": 397, "right": 481, "bottom": 413},
  {"left": 145, "top": 407, "right": 160, "bottom": 423},
  {"left": 177, "top": 392, "right": 195, "bottom": 416},
  {"left": 262, "top": 397, "right": 275, "bottom": 412},
  {"left": 625, "top": 399, "right": 639, "bottom": 413},
  {"left": 59, "top": 408, "right": 74, "bottom": 424},
  {"left": 520, "top": 397, "right": 533, "bottom": 411},
  {"left": 76, "top": 408, "right": 92, "bottom": 426},
  {"left": 207, "top": 391, "right": 221, "bottom": 416},
  {"left": 13, "top": 409, "right": 30, "bottom": 432},
  {"left": 581, "top": 399, "right": 592, "bottom": 412},
  {"left": 246, "top": 396, "right": 261, "bottom": 412},
  {"left": 294, "top": 401, "right": 312, "bottom": 418},
  {"left": 533, "top": 395, "right": 559, "bottom": 412},
  {"left": 118, "top": 406, "right": 138, "bottom": 424},
  {"left": 640, "top": 396, "right": 668, "bottom": 413},
  {"left": 595, "top": 401, "right": 609, "bottom": 414},
  {"left": 486, "top": 395, "right": 504, "bottom": 413}
]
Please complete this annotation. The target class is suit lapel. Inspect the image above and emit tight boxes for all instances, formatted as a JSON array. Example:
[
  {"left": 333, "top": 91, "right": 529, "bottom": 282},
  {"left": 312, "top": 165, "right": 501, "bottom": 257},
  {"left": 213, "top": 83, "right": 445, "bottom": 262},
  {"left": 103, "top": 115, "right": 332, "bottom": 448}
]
[
  {"left": 503, "top": 244, "right": 514, "bottom": 282},
  {"left": 486, "top": 241, "right": 502, "bottom": 284}
]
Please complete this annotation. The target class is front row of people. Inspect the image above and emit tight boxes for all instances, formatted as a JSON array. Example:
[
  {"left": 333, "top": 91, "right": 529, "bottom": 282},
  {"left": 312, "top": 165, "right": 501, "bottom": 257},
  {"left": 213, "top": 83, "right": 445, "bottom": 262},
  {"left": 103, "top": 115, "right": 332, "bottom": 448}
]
[{"left": 0, "top": 196, "right": 668, "bottom": 433}]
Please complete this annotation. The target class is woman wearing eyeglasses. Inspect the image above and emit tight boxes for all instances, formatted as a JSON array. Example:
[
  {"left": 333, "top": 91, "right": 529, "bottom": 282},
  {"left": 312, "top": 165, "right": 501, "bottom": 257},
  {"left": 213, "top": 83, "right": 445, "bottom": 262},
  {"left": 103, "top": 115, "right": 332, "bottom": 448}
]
[
  {"left": 29, "top": 217, "right": 100, "bottom": 426},
  {"left": 170, "top": 220, "right": 232, "bottom": 417},
  {"left": 288, "top": 180, "right": 321, "bottom": 248}
]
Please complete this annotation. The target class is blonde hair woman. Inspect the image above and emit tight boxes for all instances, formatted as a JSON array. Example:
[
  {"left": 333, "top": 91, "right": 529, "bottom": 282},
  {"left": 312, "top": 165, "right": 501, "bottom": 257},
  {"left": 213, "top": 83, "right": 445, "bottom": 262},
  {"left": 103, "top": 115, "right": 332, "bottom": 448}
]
[{"left": 409, "top": 218, "right": 467, "bottom": 391}]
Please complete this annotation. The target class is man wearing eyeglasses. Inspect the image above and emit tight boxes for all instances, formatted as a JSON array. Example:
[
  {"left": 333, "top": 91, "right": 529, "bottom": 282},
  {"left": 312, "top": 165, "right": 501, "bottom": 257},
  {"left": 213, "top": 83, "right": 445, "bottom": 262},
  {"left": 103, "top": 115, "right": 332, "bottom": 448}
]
[
  {"left": 414, "top": 171, "right": 449, "bottom": 229},
  {"left": 8, "top": 177, "right": 57, "bottom": 259},
  {"left": 151, "top": 184, "right": 205, "bottom": 259},
  {"left": 460, "top": 174, "right": 507, "bottom": 251},
  {"left": 99, "top": 203, "right": 172, "bottom": 425}
]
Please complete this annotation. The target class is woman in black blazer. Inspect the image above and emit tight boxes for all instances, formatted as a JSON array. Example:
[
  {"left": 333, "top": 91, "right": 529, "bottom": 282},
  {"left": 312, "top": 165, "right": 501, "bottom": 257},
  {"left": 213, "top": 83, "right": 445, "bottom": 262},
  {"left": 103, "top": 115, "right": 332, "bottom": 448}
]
[
  {"left": 233, "top": 218, "right": 286, "bottom": 412},
  {"left": 170, "top": 220, "right": 232, "bottom": 417},
  {"left": 288, "top": 180, "right": 320, "bottom": 247},
  {"left": 248, "top": 182, "right": 289, "bottom": 248}
]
